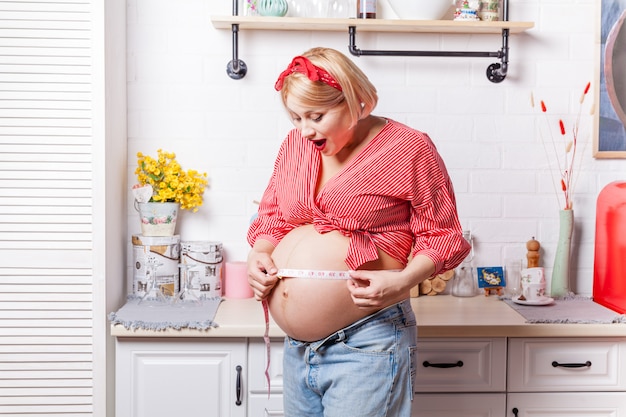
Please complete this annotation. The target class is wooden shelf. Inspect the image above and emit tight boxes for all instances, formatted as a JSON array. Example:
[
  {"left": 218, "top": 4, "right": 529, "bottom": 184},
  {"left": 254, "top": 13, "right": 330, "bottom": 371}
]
[
  {"left": 211, "top": 9, "right": 534, "bottom": 82},
  {"left": 210, "top": 15, "right": 534, "bottom": 35}
]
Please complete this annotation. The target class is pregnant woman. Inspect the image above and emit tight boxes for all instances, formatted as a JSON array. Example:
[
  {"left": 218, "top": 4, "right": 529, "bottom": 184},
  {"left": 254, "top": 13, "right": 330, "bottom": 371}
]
[{"left": 247, "top": 47, "right": 470, "bottom": 417}]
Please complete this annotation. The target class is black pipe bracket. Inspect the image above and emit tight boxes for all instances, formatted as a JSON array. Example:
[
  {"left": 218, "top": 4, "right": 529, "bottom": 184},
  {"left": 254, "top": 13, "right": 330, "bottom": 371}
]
[{"left": 347, "top": 26, "right": 510, "bottom": 83}]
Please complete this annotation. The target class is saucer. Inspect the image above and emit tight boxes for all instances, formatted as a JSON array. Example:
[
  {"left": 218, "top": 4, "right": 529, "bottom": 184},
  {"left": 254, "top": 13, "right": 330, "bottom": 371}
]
[{"left": 512, "top": 295, "right": 554, "bottom": 306}]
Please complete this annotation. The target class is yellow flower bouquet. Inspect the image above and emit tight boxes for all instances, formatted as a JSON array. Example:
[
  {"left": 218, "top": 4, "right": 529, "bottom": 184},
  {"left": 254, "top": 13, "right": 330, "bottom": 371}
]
[{"left": 133, "top": 149, "right": 208, "bottom": 212}]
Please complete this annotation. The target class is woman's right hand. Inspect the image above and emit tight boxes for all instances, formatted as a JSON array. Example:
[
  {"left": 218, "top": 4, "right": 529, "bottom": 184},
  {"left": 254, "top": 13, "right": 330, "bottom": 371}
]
[{"left": 247, "top": 242, "right": 279, "bottom": 301}]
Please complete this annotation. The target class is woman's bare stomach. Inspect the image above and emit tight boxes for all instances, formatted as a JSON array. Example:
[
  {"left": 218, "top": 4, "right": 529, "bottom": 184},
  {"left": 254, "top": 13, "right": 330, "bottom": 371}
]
[{"left": 269, "top": 224, "right": 404, "bottom": 341}]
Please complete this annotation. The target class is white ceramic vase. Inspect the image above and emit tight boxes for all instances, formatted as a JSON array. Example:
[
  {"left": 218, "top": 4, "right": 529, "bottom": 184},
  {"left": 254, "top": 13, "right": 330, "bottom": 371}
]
[
  {"left": 550, "top": 209, "right": 573, "bottom": 298},
  {"left": 137, "top": 202, "right": 179, "bottom": 237}
]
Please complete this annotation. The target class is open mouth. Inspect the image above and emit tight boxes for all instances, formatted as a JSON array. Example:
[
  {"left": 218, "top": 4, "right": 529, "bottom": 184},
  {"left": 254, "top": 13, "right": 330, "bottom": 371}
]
[{"left": 311, "top": 139, "right": 327, "bottom": 150}]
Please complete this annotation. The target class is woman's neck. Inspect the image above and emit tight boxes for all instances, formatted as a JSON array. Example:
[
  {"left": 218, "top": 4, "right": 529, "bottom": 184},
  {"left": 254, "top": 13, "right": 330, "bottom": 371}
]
[{"left": 335, "top": 115, "right": 385, "bottom": 162}]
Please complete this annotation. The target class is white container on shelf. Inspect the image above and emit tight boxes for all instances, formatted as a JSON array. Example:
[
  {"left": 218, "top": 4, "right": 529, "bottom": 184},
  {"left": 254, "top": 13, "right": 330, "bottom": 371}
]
[
  {"left": 131, "top": 234, "right": 180, "bottom": 296},
  {"left": 181, "top": 241, "right": 224, "bottom": 299},
  {"left": 387, "top": 0, "right": 453, "bottom": 20}
]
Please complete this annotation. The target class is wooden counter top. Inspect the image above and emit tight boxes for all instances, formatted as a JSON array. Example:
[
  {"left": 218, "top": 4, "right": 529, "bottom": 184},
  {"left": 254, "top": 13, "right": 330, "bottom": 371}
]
[{"left": 110, "top": 295, "right": 626, "bottom": 339}]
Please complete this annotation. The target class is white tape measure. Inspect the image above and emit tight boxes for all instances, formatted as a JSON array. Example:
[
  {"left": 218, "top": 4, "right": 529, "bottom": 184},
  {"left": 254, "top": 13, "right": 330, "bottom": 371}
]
[{"left": 276, "top": 268, "right": 352, "bottom": 280}]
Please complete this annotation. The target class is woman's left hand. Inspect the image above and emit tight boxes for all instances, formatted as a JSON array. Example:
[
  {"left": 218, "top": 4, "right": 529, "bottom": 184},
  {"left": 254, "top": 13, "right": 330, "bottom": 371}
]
[
  {"left": 347, "top": 269, "right": 406, "bottom": 309},
  {"left": 347, "top": 255, "right": 436, "bottom": 308}
]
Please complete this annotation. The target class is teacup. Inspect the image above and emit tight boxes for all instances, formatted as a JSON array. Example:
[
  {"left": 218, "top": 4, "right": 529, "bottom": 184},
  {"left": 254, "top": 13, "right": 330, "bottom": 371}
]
[
  {"left": 521, "top": 267, "right": 545, "bottom": 286},
  {"left": 523, "top": 283, "right": 547, "bottom": 302}
]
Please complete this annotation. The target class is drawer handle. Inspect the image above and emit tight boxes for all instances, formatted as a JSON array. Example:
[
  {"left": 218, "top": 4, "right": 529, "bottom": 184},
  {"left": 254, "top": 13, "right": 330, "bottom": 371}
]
[
  {"left": 235, "top": 365, "right": 243, "bottom": 406},
  {"left": 512, "top": 407, "right": 519, "bottom": 416},
  {"left": 422, "top": 360, "right": 463, "bottom": 368},
  {"left": 551, "top": 360, "right": 592, "bottom": 368}
]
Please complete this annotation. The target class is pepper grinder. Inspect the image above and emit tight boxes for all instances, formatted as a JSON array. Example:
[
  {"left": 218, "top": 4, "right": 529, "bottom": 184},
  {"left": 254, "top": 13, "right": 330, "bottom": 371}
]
[{"left": 526, "top": 237, "right": 540, "bottom": 268}]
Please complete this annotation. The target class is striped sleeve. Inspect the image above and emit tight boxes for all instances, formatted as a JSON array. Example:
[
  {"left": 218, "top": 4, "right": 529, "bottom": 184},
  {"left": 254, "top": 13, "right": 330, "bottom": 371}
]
[
  {"left": 404, "top": 133, "right": 470, "bottom": 274},
  {"left": 246, "top": 139, "right": 295, "bottom": 248},
  {"left": 410, "top": 180, "right": 470, "bottom": 275}
]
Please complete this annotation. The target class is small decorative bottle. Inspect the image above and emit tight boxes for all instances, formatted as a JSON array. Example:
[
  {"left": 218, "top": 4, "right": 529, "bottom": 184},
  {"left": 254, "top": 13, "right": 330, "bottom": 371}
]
[
  {"left": 357, "top": 0, "right": 376, "bottom": 18},
  {"left": 452, "top": 231, "right": 478, "bottom": 297}
]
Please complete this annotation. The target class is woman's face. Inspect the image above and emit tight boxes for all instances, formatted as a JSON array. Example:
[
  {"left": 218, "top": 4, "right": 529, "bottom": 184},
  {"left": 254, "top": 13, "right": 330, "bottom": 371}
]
[{"left": 285, "top": 95, "right": 355, "bottom": 157}]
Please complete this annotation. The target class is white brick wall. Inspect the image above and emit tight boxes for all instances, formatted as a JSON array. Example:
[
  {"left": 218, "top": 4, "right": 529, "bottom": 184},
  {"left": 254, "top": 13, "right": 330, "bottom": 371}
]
[{"left": 126, "top": 0, "right": 626, "bottom": 296}]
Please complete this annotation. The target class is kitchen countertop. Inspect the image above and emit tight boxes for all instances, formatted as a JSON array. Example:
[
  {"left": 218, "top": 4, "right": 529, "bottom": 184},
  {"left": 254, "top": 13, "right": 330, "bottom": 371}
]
[{"left": 110, "top": 295, "right": 626, "bottom": 339}]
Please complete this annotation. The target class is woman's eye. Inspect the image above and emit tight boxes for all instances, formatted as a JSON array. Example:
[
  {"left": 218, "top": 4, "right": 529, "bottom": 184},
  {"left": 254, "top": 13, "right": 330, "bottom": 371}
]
[{"left": 312, "top": 114, "right": 323, "bottom": 122}]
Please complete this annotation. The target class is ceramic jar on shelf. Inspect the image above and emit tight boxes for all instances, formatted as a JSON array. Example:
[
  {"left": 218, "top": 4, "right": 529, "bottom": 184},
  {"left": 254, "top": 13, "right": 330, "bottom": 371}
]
[
  {"left": 136, "top": 202, "right": 179, "bottom": 237},
  {"left": 258, "top": 0, "right": 288, "bottom": 16}
]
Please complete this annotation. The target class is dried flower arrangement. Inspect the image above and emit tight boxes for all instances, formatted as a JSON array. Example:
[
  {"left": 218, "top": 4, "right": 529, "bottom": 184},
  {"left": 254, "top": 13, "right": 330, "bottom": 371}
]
[{"left": 531, "top": 82, "right": 594, "bottom": 210}]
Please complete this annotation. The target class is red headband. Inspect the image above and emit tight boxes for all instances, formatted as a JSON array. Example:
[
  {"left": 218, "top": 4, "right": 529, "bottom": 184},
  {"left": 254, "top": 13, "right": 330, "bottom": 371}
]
[{"left": 274, "top": 56, "right": 342, "bottom": 92}]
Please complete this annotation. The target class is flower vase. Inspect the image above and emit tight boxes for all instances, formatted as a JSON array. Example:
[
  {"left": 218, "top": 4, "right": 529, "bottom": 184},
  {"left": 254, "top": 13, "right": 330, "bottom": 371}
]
[
  {"left": 136, "top": 202, "right": 179, "bottom": 237},
  {"left": 551, "top": 209, "right": 573, "bottom": 297}
]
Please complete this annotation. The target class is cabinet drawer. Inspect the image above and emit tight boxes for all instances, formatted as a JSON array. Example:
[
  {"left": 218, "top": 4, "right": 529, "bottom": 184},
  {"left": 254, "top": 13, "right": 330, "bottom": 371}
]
[
  {"left": 248, "top": 338, "right": 284, "bottom": 394},
  {"left": 414, "top": 338, "right": 506, "bottom": 392},
  {"left": 413, "top": 393, "right": 506, "bottom": 416},
  {"left": 508, "top": 338, "right": 626, "bottom": 392},
  {"left": 248, "top": 395, "right": 284, "bottom": 417},
  {"left": 507, "top": 392, "right": 626, "bottom": 416}
]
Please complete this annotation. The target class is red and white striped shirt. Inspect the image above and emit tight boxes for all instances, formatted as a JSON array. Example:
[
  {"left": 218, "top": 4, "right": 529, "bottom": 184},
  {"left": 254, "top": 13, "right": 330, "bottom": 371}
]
[{"left": 247, "top": 119, "right": 471, "bottom": 274}]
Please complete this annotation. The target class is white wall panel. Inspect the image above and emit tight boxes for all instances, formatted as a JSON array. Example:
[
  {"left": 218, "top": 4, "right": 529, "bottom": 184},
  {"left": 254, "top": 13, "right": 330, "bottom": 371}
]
[{"left": 0, "top": 0, "right": 96, "bottom": 415}]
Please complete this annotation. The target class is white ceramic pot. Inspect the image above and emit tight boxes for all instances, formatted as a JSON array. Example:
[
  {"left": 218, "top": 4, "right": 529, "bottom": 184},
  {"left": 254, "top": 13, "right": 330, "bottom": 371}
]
[
  {"left": 258, "top": 0, "right": 288, "bottom": 17},
  {"left": 137, "top": 202, "right": 179, "bottom": 236},
  {"left": 387, "top": 0, "right": 454, "bottom": 20}
]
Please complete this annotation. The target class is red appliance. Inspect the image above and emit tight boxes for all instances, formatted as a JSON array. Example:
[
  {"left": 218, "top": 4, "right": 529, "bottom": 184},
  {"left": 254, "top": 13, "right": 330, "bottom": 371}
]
[{"left": 593, "top": 181, "right": 626, "bottom": 313}]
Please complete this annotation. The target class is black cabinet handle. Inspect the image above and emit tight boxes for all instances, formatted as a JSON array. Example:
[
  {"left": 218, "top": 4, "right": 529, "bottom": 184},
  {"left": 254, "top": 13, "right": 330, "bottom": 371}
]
[
  {"left": 551, "top": 360, "right": 592, "bottom": 368},
  {"left": 512, "top": 407, "right": 519, "bottom": 416},
  {"left": 235, "top": 365, "right": 242, "bottom": 406},
  {"left": 422, "top": 360, "right": 463, "bottom": 368}
]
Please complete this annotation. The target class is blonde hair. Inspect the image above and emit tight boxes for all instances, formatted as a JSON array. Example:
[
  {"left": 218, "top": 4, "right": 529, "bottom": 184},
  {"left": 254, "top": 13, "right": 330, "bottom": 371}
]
[{"left": 277, "top": 47, "right": 378, "bottom": 127}]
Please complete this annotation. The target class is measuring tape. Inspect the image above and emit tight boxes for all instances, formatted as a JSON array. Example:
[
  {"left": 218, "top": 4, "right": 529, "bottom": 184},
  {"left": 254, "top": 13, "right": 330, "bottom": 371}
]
[
  {"left": 277, "top": 268, "right": 352, "bottom": 280},
  {"left": 262, "top": 299, "right": 271, "bottom": 398},
  {"left": 261, "top": 268, "right": 351, "bottom": 396}
]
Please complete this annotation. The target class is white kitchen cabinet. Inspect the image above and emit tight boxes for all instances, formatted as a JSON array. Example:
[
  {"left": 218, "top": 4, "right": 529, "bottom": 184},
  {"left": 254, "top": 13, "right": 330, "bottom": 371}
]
[
  {"left": 115, "top": 337, "right": 247, "bottom": 417},
  {"left": 413, "top": 393, "right": 506, "bottom": 416},
  {"left": 412, "top": 338, "right": 507, "bottom": 416},
  {"left": 414, "top": 338, "right": 507, "bottom": 392},
  {"left": 111, "top": 296, "right": 626, "bottom": 417},
  {"left": 508, "top": 337, "right": 626, "bottom": 392},
  {"left": 248, "top": 338, "right": 285, "bottom": 417},
  {"left": 507, "top": 392, "right": 626, "bottom": 416},
  {"left": 507, "top": 338, "right": 626, "bottom": 416}
]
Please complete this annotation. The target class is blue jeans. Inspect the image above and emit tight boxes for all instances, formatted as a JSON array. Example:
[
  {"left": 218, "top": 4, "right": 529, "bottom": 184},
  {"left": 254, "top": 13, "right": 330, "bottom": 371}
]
[{"left": 282, "top": 299, "right": 417, "bottom": 417}]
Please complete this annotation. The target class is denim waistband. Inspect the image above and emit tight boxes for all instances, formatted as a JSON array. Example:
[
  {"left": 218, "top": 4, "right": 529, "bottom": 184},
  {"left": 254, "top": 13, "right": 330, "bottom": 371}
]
[{"left": 292, "top": 298, "right": 412, "bottom": 352}]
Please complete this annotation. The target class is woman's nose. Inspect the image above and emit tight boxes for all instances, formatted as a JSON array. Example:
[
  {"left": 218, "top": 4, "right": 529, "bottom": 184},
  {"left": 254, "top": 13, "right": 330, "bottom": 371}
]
[{"left": 300, "top": 124, "right": 316, "bottom": 139}]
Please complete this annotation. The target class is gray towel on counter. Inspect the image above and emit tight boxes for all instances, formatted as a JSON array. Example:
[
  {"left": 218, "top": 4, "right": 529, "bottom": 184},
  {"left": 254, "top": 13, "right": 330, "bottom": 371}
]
[
  {"left": 108, "top": 297, "right": 222, "bottom": 331},
  {"left": 502, "top": 296, "right": 626, "bottom": 324}
]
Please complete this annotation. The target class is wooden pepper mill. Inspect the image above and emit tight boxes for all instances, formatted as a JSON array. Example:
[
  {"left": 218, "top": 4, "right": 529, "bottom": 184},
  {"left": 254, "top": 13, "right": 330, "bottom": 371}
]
[{"left": 526, "top": 237, "right": 541, "bottom": 268}]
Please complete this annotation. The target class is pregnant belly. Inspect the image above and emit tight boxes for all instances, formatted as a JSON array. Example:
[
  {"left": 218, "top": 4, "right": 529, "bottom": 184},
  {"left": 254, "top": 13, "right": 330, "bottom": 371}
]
[{"left": 268, "top": 224, "right": 403, "bottom": 341}]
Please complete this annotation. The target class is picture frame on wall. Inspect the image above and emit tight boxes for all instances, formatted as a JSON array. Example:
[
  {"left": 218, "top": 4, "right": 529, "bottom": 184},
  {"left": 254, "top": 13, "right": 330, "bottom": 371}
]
[{"left": 596, "top": 0, "right": 626, "bottom": 158}]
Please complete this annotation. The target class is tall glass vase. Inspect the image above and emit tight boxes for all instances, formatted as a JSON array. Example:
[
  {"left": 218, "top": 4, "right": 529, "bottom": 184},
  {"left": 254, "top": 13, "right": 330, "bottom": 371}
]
[{"left": 551, "top": 209, "right": 573, "bottom": 297}]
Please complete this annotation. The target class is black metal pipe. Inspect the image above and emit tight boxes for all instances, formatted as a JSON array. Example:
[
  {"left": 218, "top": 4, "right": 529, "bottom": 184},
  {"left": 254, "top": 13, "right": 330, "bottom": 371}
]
[
  {"left": 348, "top": 26, "right": 502, "bottom": 59},
  {"left": 232, "top": 24, "right": 240, "bottom": 73},
  {"left": 226, "top": 23, "right": 247, "bottom": 79},
  {"left": 500, "top": 27, "right": 510, "bottom": 75}
]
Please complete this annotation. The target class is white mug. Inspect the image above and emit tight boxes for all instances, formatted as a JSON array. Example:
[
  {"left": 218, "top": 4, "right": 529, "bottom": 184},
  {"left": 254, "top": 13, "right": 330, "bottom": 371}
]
[
  {"left": 521, "top": 267, "right": 545, "bottom": 286},
  {"left": 523, "top": 283, "right": 547, "bottom": 301}
]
